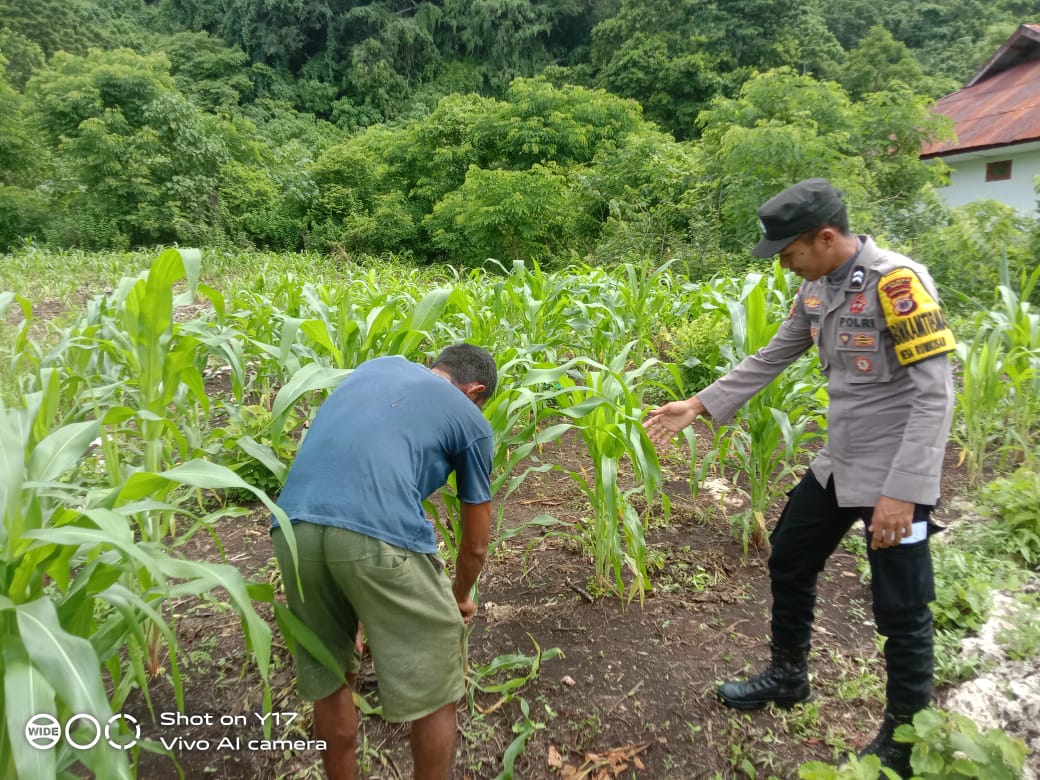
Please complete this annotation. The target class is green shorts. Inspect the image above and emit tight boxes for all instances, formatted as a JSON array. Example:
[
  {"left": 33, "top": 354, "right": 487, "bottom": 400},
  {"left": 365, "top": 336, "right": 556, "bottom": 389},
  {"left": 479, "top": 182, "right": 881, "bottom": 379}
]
[{"left": 272, "top": 523, "right": 466, "bottom": 722}]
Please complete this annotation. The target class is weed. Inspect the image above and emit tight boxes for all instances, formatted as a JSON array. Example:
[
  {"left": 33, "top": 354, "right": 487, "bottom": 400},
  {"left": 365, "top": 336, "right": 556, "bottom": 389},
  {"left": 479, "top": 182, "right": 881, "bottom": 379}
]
[
  {"left": 995, "top": 597, "right": 1040, "bottom": 660},
  {"left": 978, "top": 467, "right": 1040, "bottom": 567},
  {"left": 933, "top": 628, "right": 989, "bottom": 685}
]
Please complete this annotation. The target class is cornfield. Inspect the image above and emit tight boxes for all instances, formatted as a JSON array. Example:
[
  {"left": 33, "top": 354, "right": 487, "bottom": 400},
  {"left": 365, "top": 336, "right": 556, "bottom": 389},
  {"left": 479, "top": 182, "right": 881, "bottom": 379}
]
[{"left": 0, "top": 247, "right": 1035, "bottom": 778}]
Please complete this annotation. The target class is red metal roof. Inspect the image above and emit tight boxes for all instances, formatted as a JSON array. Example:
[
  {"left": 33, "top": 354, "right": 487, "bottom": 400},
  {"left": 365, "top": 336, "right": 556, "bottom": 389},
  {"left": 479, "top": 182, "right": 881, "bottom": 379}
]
[
  {"left": 921, "top": 24, "right": 1040, "bottom": 158},
  {"left": 967, "top": 23, "right": 1040, "bottom": 87}
]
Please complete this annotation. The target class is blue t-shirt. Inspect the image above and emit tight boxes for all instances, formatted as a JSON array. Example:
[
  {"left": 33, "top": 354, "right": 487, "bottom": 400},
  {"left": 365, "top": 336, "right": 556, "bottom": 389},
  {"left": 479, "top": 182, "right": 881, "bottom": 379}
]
[{"left": 274, "top": 356, "right": 493, "bottom": 553}]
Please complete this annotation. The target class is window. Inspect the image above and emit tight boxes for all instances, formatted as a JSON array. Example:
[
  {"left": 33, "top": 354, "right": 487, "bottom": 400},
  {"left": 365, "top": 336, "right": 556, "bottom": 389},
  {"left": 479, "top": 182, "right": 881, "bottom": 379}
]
[{"left": 986, "top": 160, "right": 1012, "bottom": 181}]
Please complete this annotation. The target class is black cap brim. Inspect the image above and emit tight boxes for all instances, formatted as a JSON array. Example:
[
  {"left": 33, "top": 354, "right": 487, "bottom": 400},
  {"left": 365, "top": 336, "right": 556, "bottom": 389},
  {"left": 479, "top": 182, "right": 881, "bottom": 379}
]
[{"left": 751, "top": 233, "right": 800, "bottom": 258}]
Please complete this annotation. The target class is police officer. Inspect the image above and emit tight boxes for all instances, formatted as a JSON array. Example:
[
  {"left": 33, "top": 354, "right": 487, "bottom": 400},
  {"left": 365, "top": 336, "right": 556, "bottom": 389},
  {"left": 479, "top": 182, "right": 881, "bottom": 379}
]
[{"left": 644, "top": 178, "right": 955, "bottom": 777}]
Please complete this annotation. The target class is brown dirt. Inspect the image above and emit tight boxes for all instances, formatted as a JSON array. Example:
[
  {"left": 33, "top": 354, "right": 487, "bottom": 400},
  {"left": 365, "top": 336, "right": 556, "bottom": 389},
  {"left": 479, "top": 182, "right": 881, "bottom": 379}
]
[{"left": 108, "top": 424, "right": 984, "bottom": 780}]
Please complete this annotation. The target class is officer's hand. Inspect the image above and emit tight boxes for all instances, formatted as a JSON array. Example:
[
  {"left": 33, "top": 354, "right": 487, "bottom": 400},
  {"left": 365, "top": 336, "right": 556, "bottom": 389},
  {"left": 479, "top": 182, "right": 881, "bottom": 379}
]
[
  {"left": 868, "top": 495, "right": 915, "bottom": 549},
  {"left": 643, "top": 397, "right": 704, "bottom": 447},
  {"left": 457, "top": 597, "right": 477, "bottom": 624}
]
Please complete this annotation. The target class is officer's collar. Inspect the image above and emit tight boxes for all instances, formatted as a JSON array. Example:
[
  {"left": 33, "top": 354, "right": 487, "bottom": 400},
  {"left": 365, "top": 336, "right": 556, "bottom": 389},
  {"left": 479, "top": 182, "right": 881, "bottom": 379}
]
[{"left": 823, "top": 237, "right": 864, "bottom": 286}]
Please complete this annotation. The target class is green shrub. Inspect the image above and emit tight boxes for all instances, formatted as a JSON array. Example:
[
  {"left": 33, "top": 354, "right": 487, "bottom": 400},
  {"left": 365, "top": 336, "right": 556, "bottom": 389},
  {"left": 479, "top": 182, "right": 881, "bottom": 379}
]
[
  {"left": 995, "top": 595, "right": 1040, "bottom": 660},
  {"left": 930, "top": 546, "right": 994, "bottom": 634},
  {"left": 979, "top": 467, "right": 1040, "bottom": 568},
  {"left": 662, "top": 311, "right": 730, "bottom": 389},
  {"left": 798, "top": 708, "right": 1028, "bottom": 779},
  {"left": 896, "top": 708, "right": 1028, "bottom": 779}
]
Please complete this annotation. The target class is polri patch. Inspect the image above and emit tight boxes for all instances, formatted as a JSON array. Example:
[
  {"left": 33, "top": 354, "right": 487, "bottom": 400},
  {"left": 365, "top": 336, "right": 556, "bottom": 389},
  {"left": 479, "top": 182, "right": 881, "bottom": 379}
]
[
  {"left": 879, "top": 268, "right": 956, "bottom": 366},
  {"left": 848, "top": 293, "right": 868, "bottom": 314}
]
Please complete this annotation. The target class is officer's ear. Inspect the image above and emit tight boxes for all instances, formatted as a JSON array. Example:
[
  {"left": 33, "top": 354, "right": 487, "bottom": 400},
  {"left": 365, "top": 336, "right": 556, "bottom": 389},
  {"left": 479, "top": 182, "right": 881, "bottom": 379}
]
[{"left": 816, "top": 226, "right": 839, "bottom": 246}]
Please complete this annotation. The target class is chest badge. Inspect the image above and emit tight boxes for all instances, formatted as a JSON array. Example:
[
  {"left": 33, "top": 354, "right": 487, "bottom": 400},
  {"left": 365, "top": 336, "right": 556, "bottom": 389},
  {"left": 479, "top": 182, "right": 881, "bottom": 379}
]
[
  {"left": 849, "top": 293, "right": 868, "bottom": 314},
  {"left": 854, "top": 356, "right": 873, "bottom": 373},
  {"left": 849, "top": 266, "right": 866, "bottom": 291}
]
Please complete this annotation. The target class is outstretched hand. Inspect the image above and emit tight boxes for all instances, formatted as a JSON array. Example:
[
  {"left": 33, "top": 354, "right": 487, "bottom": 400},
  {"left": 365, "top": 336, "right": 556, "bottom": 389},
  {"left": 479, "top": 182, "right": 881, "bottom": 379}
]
[{"left": 642, "top": 397, "right": 704, "bottom": 447}]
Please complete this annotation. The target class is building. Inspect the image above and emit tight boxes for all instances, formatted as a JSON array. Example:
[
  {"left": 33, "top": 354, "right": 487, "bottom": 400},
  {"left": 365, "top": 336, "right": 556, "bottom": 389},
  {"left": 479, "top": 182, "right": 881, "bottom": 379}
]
[{"left": 920, "top": 23, "right": 1040, "bottom": 214}]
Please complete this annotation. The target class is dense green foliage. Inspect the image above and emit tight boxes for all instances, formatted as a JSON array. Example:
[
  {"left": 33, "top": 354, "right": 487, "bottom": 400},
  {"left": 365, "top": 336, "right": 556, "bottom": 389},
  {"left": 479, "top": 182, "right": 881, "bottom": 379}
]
[{"left": 1, "top": 0, "right": 1038, "bottom": 287}]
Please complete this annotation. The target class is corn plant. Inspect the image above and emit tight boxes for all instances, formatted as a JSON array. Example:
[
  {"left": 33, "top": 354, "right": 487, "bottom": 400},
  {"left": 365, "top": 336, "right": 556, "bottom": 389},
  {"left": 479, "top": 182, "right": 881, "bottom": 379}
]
[
  {"left": 954, "top": 326, "right": 1010, "bottom": 484},
  {"left": 954, "top": 257, "right": 1040, "bottom": 482},
  {"left": 423, "top": 348, "right": 572, "bottom": 569},
  {"left": 707, "top": 268, "right": 825, "bottom": 549},
  {"left": 291, "top": 283, "right": 452, "bottom": 368},
  {"left": 543, "top": 346, "right": 671, "bottom": 600},
  {"left": 989, "top": 257, "right": 1039, "bottom": 468},
  {"left": 0, "top": 378, "right": 296, "bottom": 778},
  {"left": 0, "top": 388, "right": 131, "bottom": 779}
]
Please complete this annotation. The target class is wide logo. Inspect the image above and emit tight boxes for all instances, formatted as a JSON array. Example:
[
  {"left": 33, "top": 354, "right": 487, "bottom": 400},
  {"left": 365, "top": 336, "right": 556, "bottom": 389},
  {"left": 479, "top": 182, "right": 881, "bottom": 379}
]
[{"left": 25, "top": 713, "right": 140, "bottom": 751}]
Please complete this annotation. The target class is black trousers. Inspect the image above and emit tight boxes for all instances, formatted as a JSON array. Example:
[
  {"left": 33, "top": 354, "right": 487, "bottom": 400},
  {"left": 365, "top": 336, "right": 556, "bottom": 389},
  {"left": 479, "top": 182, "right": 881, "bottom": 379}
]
[{"left": 768, "top": 470, "right": 936, "bottom": 715}]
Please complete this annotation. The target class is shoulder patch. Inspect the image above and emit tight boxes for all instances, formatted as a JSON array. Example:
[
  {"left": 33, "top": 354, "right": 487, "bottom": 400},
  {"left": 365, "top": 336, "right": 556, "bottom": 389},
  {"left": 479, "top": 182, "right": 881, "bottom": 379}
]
[{"left": 878, "top": 268, "right": 956, "bottom": 366}]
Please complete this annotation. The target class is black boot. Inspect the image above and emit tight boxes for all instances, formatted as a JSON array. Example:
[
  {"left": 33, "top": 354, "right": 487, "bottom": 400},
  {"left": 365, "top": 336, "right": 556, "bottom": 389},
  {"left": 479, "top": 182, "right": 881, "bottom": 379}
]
[
  {"left": 856, "top": 711, "right": 913, "bottom": 778},
  {"left": 717, "top": 644, "right": 811, "bottom": 710}
]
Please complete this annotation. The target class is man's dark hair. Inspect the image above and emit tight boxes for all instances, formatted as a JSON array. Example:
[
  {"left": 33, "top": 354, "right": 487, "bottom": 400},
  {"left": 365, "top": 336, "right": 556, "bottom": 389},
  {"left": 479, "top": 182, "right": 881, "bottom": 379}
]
[
  {"left": 818, "top": 204, "right": 851, "bottom": 236},
  {"left": 797, "top": 206, "right": 852, "bottom": 245},
  {"left": 432, "top": 343, "right": 498, "bottom": 402}
]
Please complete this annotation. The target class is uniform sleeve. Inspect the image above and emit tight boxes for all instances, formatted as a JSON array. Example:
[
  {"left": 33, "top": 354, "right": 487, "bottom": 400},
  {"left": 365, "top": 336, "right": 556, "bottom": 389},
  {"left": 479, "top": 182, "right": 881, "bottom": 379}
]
[
  {"left": 698, "top": 291, "right": 815, "bottom": 424},
  {"left": 876, "top": 266, "right": 956, "bottom": 503},
  {"left": 881, "top": 352, "right": 955, "bottom": 504}
]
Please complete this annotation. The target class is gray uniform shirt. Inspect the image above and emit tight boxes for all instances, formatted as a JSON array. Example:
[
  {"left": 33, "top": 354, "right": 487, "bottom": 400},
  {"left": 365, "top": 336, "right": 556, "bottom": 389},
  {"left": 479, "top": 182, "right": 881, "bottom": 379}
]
[{"left": 697, "top": 236, "right": 955, "bottom": 508}]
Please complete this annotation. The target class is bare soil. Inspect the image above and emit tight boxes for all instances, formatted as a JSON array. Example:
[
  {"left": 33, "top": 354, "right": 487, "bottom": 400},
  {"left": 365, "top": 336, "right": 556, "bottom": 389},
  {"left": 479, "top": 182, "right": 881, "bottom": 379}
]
[{"left": 109, "top": 425, "right": 989, "bottom": 780}]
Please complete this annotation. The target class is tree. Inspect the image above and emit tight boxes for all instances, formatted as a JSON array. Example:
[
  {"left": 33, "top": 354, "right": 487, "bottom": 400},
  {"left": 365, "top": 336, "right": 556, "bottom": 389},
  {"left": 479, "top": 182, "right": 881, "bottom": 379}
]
[
  {"left": 0, "top": 0, "right": 111, "bottom": 57},
  {"left": 477, "top": 77, "right": 646, "bottom": 169},
  {"left": 217, "top": 0, "right": 350, "bottom": 72},
  {"left": 26, "top": 48, "right": 232, "bottom": 248},
  {"left": 0, "top": 27, "right": 45, "bottom": 90},
  {"left": 425, "top": 163, "right": 589, "bottom": 265},
  {"left": 305, "top": 78, "right": 672, "bottom": 261},
  {"left": 840, "top": 26, "right": 956, "bottom": 99},
  {"left": 580, "top": 128, "right": 701, "bottom": 262},
  {"left": 0, "top": 54, "right": 48, "bottom": 248},
  {"left": 695, "top": 68, "right": 950, "bottom": 253},
  {"left": 582, "top": 0, "right": 840, "bottom": 139},
  {"left": 819, "top": 0, "right": 1018, "bottom": 84},
  {"left": 151, "top": 31, "right": 254, "bottom": 111},
  {"left": 850, "top": 86, "right": 954, "bottom": 238}
]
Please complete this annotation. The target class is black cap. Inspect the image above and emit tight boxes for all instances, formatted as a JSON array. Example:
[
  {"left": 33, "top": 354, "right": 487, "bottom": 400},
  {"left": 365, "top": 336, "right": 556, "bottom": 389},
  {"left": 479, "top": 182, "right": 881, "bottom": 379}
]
[{"left": 752, "top": 178, "right": 845, "bottom": 258}]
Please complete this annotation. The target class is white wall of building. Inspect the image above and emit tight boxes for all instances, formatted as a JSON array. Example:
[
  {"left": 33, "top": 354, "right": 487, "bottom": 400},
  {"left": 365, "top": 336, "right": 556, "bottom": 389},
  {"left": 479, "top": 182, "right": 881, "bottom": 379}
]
[{"left": 933, "top": 141, "right": 1040, "bottom": 214}]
